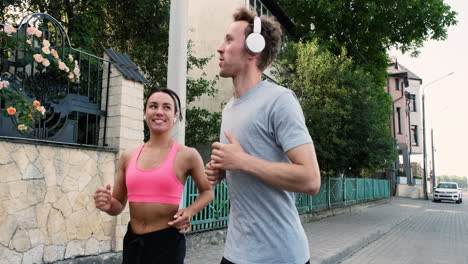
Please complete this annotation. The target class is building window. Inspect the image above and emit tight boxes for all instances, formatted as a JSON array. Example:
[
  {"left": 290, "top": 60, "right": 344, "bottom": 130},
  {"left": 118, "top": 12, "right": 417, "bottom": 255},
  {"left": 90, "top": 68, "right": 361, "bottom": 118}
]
[
  {"left": 396, "top": 107, "right": 402, "bottom": 134},
  {"left": 408, "top": 94, "right": 417, "bottom": 112},
  {"left": 411, "top": 125, "right": 418, "bottom": 146},
  {"left": 250, "top": 0, "right": 272, "bottom": 16},
  {"left": 395, "top": 78, "right": 400, "bottom": 91}
]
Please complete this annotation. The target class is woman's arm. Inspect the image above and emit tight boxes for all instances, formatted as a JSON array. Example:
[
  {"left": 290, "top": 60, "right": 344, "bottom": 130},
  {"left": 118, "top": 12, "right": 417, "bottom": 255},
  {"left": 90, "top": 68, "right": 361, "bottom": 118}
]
[
  {"left": 94, "top": 150, "right": 129, "bottom": 216},
  {"left": 169, "top": 147, "right": 214, "bottom": 233}
]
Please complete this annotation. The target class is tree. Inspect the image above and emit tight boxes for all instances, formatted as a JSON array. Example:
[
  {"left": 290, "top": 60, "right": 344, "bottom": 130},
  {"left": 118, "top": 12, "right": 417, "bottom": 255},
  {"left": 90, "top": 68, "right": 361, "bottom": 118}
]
[
  {"left": 277, "top": 0, "right": 457, "bottom": 81},
  {"left": 273, "top": 40, "right": 397, "bottom": 176},
  {"left": 185, "top": 40, "right": 221, "bottom": 148}
]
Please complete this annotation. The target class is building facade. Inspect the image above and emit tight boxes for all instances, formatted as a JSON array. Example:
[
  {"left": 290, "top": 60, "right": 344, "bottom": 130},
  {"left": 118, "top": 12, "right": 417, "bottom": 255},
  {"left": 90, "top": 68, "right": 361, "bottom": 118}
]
[{"left": 386, "top": 59, "right": 423, "bottom": 184}]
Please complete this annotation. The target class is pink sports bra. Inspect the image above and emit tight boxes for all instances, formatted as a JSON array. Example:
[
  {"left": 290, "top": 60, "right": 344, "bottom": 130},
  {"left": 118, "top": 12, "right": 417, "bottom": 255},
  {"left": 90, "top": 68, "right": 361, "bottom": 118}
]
[{"left": 126, "top": 141, "right": 184, "bottom": 204}]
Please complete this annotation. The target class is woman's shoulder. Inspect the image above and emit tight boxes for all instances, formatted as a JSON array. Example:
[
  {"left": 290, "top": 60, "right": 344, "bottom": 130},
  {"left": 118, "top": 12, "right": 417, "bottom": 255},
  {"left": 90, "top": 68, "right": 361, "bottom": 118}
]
[
  {"left": 120, "top": 145, "right": 142, "bottom": 161},
  {"left": 176, "top": 143, "right": 201, "bottom": 161}
]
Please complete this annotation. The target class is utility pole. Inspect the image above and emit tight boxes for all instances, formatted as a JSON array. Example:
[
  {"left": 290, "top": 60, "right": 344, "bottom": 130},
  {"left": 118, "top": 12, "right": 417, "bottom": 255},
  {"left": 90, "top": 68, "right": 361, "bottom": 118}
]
[
  {"left": 421, "top": 72, "right": 454, "bottom": 200},
  {"left": 431, "top": 128, "right": 436, "bottom": 187}
]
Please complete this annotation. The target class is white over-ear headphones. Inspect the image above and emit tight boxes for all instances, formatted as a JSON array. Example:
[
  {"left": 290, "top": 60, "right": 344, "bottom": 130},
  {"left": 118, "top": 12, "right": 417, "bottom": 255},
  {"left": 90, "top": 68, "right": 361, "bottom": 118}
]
[{"left": 245, "top": 16, "right": 265, "bottom": 54}]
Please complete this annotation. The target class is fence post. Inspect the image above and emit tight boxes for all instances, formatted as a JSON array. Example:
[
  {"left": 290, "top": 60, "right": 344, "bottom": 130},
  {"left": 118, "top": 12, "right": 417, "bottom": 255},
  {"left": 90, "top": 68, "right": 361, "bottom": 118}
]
[
  {"left": 328, "top": 176, "right": 331, "bottom": 209},
  {"left": 343, "top": 177, "right": 346, "bottom": 206}
]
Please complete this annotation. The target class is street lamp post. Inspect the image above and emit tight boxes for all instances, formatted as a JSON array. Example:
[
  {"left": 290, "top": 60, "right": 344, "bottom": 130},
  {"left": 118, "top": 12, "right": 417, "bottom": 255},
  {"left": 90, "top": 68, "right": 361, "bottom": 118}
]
[
  {"left": 421, "top": 72, "right": 454, "bottom": 200},
  {"left": 431, "top": 128, "right": 436, "bottom": 187}
]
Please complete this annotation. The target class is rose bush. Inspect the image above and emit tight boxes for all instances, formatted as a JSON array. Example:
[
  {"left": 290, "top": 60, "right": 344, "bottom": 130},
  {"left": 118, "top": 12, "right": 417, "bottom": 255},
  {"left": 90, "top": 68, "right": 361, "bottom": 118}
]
[{"left": 1, "top": 24, "right": 81, "bottom": 131}]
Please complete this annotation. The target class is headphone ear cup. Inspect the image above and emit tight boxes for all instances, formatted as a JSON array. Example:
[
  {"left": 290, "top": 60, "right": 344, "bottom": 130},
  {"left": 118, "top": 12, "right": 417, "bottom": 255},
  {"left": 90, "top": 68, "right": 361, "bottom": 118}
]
[{"left": 246, "top": 33, "right": 265, "bottom": 54}]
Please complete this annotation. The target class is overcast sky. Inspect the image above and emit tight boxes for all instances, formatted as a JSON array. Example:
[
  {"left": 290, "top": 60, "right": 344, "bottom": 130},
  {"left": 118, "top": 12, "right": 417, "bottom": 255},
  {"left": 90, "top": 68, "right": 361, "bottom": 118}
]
[{"left": 389, "top": 0, "right": 467, "bottom": 177}]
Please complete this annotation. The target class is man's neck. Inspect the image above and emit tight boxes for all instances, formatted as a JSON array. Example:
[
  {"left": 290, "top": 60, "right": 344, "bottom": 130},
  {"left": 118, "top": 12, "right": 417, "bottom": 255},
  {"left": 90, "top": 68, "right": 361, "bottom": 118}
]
[{"left": 232, "top": 70, "right": 263, "bottom": 98}]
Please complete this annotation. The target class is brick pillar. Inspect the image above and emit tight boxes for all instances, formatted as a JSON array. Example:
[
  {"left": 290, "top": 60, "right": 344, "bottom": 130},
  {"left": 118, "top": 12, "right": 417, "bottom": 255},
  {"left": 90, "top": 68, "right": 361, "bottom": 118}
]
[{"left": 100, "top": 54, "right": 145, "bottom": 151}]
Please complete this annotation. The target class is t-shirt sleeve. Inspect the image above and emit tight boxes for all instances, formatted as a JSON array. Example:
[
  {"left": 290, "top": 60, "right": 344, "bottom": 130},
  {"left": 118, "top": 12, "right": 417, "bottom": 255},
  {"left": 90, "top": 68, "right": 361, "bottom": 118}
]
[{"left": 269, "top": 90, "right": 312, "bottom": 152}]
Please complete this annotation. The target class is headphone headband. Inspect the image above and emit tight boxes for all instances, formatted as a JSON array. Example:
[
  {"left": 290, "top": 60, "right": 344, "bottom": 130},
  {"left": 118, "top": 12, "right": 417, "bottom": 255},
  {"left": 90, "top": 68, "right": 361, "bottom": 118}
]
[
  {"left": 253, "top": 16, "right": 261, "bottom": 33},
  {"left": 245, "top": 16, "right": 265, "bottom": 54}
]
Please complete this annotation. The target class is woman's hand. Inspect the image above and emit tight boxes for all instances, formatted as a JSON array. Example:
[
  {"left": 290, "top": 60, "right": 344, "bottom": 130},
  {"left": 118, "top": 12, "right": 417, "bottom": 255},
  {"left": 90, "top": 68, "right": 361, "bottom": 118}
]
[
  {"left": 94, "top": 184, "right": 112, "bottom": 212},
  {"left": 168, "top": 208, "right": 194, "bottom": 234}
]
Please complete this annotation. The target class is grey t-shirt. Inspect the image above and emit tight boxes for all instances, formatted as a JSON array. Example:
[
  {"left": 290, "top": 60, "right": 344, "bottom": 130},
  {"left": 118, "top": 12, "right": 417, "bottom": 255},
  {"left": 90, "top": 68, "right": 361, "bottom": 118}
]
[{"left": 221, "top": 80, "right": 312, "bottom": 264}]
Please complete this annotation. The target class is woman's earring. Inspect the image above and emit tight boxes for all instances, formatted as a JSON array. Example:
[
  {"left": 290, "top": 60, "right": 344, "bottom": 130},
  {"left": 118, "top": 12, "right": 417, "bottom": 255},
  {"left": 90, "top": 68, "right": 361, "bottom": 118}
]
[
  {"left": 144, "top": 115, "right": 146, "bottom": 120},
  {"left": 173, "top": 118, "right": 177, "bottom": 123}
]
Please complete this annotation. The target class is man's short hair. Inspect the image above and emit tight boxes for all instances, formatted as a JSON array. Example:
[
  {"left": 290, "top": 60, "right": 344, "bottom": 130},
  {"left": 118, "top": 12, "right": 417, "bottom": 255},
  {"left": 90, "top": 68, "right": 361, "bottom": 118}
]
[{"left": 233, "top": 8, "right": 282, "bottom": 71}]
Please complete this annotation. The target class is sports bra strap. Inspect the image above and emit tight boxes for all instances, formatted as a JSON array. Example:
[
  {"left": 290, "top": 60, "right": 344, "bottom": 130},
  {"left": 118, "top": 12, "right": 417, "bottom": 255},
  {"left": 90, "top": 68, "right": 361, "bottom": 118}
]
[{"left": 165, "top": 141, "right": 179, "bottom": 165}]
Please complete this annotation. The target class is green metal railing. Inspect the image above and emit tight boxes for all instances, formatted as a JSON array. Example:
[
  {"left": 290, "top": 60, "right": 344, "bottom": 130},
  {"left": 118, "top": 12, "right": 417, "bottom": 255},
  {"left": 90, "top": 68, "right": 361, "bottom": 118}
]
[{"left": 184, "top": 176, "right": 390, "bottom": 232}]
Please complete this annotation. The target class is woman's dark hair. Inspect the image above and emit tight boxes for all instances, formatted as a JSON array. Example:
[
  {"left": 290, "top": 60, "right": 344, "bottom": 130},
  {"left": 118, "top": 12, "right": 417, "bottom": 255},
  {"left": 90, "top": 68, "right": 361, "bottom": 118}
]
[{"left": 145, "top": 87, "right": 183, "bottom": 121}]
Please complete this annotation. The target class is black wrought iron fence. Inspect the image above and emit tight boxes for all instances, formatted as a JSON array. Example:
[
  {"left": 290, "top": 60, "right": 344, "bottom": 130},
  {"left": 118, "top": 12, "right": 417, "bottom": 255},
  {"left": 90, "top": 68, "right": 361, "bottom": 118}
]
[{"left": 0, "top": 13, "right": 111, "bottom": 147}]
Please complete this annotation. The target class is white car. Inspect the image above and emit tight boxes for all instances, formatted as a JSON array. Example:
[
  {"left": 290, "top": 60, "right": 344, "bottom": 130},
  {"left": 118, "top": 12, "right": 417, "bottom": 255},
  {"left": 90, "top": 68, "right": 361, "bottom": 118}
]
[{"left": 433, "top": 182, "right": 463, "bottom": 203}]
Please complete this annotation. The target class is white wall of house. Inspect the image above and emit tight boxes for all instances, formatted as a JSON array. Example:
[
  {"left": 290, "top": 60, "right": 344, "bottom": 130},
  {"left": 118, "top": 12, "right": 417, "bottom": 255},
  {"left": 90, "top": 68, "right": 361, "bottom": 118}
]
[
  {"left": 406, "top": 78, "right": 423, "bottom": 154},
  {"left": 187, "top": 0, "right": 246, "bottom": 112}
]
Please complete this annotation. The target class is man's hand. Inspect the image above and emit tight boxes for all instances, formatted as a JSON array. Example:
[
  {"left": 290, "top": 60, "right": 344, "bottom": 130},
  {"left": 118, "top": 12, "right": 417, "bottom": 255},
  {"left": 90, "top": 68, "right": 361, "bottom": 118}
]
[
  {"left": 206, "top": 161, "right": 226, "bottom": 185},
  {"left": 211, "top": 131, "right": 245, "bottom": 171},
  {"left": 94, "top": 184, "right": 112, "bottom": 212},
  {"left": 168, "top": 208, "right": 194, "bottom": 234}
]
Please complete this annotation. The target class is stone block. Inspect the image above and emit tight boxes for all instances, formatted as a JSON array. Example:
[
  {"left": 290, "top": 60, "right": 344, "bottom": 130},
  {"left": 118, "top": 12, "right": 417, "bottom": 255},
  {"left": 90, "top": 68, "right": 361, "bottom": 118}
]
[
  {"left": 24, "top": 145, "right": 39, "bottom": 164},
  {"left": 0, "top": 213, "right": 18, "bottom": 247},
  {"left": 8, "top": 181, "right": 27, "bottom": 199},
  {"left": 22, "top": 163, "right": 42, "bottom": 180},
  {"left": 53, "top": 194, "right": 73, "bottom": 218},
  {"left": 15, "top": 207, "right": 38, "bottom": 229},
  {"left": 5, "top": 197, "right": 29, "bottom": 214},
  {"left": 44, "top": 186, "right": 61, "bottom": 204},
  {"left": 2, "top": 162, "right": 21, "bottom": 183},
  {"left": 62, "top": 176, "right": 79, "bottom": 194},
  {"left": 0, "top": 145, "right": 12, "bottom": 164},
  {"left": 84, "top": 238, "right": 100, "bottom": 255},
  {"left": 0, "top": 244, "right": 22, "bottom": 264},
  {"left": 11, "top": 228, "right": 31, "bottom": 252},
  {"left": 64, "top": 240, "right": 85, "bottom": 259},
  {"left": 43, "top": 245, "right": 65, "bottom": 263},
  {"left": 11, "top": 147, "right": 29, "bottom": 177},
  {"left": 28, "top": 228, "right": 48, "bottom": 247},
  {"left": 47, "top": 208, "right": 67, "bottom": 244},
  {"left": 42, "top": 161, "right": 57, "bottom": 187},
  {"left": 65, "top": 218, "right": 77, "bottom": 240},
  {"left": 26, "top": 179, "right": 46, "bottom": 205},
  {"left": 98, "top": 240, "right": 112, "bottom": 253},
  {"left": 22, "top": 244, "right": 43, "bottom": 264},
  {"left": 69, "top": 151, "right": 90, "bottom": 166},
  {"left": 0, "top": 184, "right": 9, "bottom": 200},
  {"left": 102, "top": 221, "right": 113, "bottom": 237}
]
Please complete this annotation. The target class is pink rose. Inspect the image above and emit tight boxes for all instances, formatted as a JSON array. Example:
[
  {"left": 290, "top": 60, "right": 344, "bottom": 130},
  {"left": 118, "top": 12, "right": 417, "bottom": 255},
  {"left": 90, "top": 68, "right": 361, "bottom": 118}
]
[
  {"left": 73, "top": 67, "right": 80, "bottom": 75},
  {"left": 68, "top": 72, "right": 75, "bottom": 80},
  {"left": 17, "top": 124, "right": 28, "bottom": 131},
  {"left": 42, "top": 59, "right": 50, "bottom": 67},
  {"left": 68, "top": 54, "right": 74, "bottom": 62},
  {"left": 35, "top": 30, "right": 42, "bottom": 38},
  {"left": 41, "top": 46, "right": 51, "bottom": 55},
  {"left": 33, "top": 54, "right": 44, "bottom": 63},
  {"left": 58, "top": 61, "right": 66, "bottom": 71},
  {"left": 26, "top": 39, "right": 32, "bottom": 45},
  {"left": 51, "top": 49, "right": 59, "bottom": 59},
  {"left": 39, "top": 106, "right": 46, "bottom": 115},
  {"left": 26, "top": 27, "right": 36, "bottom": 35},
  {"left": 0, "top": 81, "right": 9, "bottom": 89},
  {"left": 42, "top": 39, "right": 50, "bottom": 48},
  {"left": 4, "top": 25, "right": 16, "bottom": 35}
]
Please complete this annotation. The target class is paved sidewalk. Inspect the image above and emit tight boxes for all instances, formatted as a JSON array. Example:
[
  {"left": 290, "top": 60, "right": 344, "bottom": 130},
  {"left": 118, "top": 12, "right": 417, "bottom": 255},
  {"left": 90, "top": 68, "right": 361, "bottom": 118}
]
[{"left": 185, "top": 198, "right": 427, "bottom": 264}]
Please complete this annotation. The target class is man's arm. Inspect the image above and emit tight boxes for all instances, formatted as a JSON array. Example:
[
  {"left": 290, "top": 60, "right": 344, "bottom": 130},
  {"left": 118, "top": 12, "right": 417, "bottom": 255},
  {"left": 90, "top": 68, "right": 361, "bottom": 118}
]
[{"left": 211, "top": 131, "right": 321, "bottom": 195}]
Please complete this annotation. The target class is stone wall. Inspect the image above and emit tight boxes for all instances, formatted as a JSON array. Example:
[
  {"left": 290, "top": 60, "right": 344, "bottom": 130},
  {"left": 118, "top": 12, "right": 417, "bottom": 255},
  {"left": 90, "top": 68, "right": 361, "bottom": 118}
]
[{"left": 0, "top": 140, "right": 129, "bottom": 263}]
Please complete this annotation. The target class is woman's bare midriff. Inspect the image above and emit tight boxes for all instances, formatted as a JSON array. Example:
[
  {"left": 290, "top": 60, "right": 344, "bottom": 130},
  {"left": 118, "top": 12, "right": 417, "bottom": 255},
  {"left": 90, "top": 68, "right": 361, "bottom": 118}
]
[{"left": 129, "top": 202, "right": 180, "bottom": 234}]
